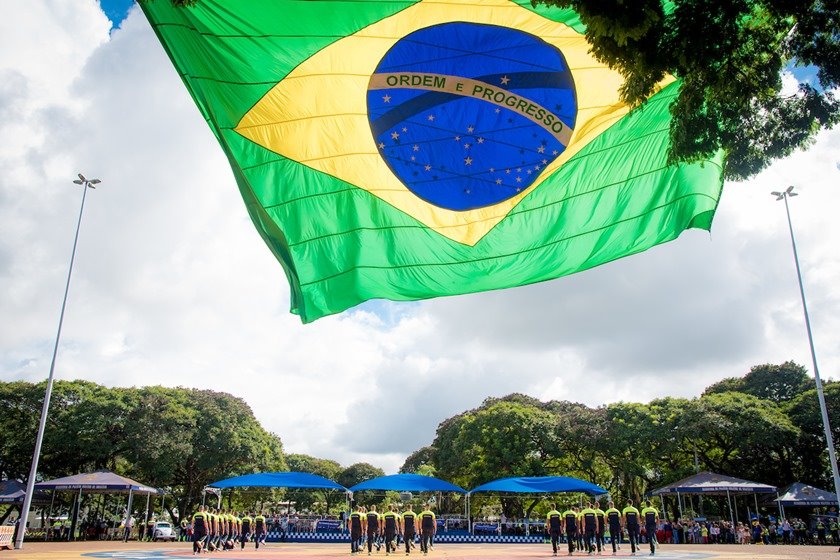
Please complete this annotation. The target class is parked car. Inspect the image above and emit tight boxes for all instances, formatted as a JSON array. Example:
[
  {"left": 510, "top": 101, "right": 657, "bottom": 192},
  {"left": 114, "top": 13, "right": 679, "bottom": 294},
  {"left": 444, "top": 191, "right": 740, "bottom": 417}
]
[{"left": 151, "top": 521, "right": 176, "bottom": 542}]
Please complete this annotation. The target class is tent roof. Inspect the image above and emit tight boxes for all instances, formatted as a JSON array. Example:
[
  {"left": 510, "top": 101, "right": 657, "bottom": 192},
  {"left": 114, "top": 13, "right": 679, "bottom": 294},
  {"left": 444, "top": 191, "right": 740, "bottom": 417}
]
[
  {"left": 34, "top": 471, "right": 159, "bottom": 495},
  {"left": 469, "top": 476, "right": 606, "bottom": 496},
  {"left": 0, "top": 480, "right": 51, "bottom": 505},
  {"left": 775, "top": 482, "right": 838, "bottom": 507},
  {"left": 651, "top": 471, "right": 776, "bottom": 495},
  {"left": 208, "top": 472, "right": 346, "bottom": 491},
  {"left": 349, "top": 474, "right": 466, "bottom": 494}
]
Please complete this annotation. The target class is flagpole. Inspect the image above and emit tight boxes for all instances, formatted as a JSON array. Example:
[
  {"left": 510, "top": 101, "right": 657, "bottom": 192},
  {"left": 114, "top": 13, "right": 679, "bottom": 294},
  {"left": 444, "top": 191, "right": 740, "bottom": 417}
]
[
  {"left": 772, "top": 186, "right": 840, "bottom": 541},
  {"left": 14, "top": 174, "right": 100, "bottom": 550}
]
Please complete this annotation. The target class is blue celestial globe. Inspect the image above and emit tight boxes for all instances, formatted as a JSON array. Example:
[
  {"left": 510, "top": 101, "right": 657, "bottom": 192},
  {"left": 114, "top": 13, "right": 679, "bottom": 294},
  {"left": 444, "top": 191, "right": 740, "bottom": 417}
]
[{"left": 367, "top": 22, "right": 577, "bottom": 212}]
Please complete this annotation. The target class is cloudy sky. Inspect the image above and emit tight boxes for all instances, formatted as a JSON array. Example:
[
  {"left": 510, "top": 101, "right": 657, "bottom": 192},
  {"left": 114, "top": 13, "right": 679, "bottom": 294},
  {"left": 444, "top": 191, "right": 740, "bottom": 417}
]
[{"left": 2, "top": 1, "right": 840, "bottom": 474}]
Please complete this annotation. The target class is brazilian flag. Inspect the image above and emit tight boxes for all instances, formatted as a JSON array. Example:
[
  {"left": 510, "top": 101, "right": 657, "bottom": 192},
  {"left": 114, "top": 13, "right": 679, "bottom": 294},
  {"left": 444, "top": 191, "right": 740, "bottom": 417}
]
[{"left": 140, "top": 0, "right": 723, "bottom": 323}]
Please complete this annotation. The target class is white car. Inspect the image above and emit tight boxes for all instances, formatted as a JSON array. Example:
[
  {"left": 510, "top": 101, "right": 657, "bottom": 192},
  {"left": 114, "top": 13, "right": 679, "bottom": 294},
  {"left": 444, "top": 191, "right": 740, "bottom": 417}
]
[{"left": 151, "top": 521, "right": 176, "bottom": 542}]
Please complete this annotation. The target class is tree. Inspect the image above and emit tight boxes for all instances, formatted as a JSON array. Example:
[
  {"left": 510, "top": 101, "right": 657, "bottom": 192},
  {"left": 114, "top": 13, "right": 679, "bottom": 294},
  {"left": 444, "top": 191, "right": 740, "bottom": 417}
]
[
  {"left": 285, "top": 454, "right": 342, "bottom": 513},
  {"left": 704, "top": 361, "right": 811, "bottom": 403},
  {"left": 678, "top": 392, "right": 800, "bottom": 487},
  {"left": 400, "top": 447, "right": 436, "bottom": 474},
  {"left": 785, "top": 382, "right": 840, "bottom": 488},
  {"left": 536, "top": 0, "right": 840, "bottom": 180},
  {"left": 336, "top": 463, "right": 384, "bottom": 489}
]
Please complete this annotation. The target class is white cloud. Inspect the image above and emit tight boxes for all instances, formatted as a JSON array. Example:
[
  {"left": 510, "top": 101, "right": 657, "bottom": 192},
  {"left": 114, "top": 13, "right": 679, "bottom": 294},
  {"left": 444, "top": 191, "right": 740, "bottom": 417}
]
[{"left": 2, "top": 1, "right": 840, "bottom": 476}]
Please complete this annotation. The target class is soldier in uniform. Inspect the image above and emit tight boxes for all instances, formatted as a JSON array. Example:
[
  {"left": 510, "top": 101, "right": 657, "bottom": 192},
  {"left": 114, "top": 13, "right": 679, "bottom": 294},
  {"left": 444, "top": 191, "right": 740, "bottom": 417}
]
[
  {"left": 562, "top": 506, "right": 578, "bottom": 556},
  {"left": 366, "top": 505, "right": 382, "bottom": 555},
  {"left": 402, "top": 506, "right": 417, "bottom": 555},
  {"left": 191, "top": 506, "right": 208, "bottom": 555},
  {"left": 595, "top": 501, "right": 606, "bottom": 554},
  {"left": 418, "top": 505, "right": 436, "bottom": 555},
  {"left": 606, "top": 501, "right": 623, "bottom": 555},
  {"left": 383, "top": 505, "right": 402, "bottom": 555},
  {"left": 622, "top": 500, "right": 641, "bottom": 555},
  {"left": 349, "top": 506, "right": 364, "bottom": 555},
  {"left": 545, "top": 503, "right": 562, "bottom": 556},
  {"left": 240, "top": 512, "right": 252, "bottom": 550},
  {"left": 254, "top": 511, "right": 267, "bottom": 549},
  {"left": 641, "top": 500, "right": 659, "bottom": 556}
]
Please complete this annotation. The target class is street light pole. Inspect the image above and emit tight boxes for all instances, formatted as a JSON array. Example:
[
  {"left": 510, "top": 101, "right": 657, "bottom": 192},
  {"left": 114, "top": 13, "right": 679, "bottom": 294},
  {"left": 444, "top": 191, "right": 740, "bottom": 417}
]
[
  {"left": 14, "top": 174, "right": 101, "bottom": 549},
  {"left": 771, "top": 186, "right": 840, "bottom": 530}
]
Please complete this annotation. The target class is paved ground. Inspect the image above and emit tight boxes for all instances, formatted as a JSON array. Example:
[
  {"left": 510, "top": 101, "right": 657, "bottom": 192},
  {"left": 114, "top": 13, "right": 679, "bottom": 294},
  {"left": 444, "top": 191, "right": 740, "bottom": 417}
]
[{"left": 2, "top": 542, "right": 839, "bottom": 560}]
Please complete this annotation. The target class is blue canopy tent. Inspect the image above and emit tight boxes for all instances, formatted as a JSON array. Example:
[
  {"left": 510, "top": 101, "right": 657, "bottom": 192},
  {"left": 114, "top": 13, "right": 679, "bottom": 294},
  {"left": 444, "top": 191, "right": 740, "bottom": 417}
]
[
  {"left": 467, "top": 476, "right": 607, "bottom": 534},
  {"left": 349, "top": 474, "right": 467, "bottom": 534},
  {"left": 208, "top": 472, "right": 346, "bottom": 491},
  {"left": 348, "top": 474, "right": 466, "bottom": 494},
  {"left": 207, "top": 472, "right": 348, "bottom": 531},
  {"left": 469, "top": 476, "right": 607, "bottom": 495}
]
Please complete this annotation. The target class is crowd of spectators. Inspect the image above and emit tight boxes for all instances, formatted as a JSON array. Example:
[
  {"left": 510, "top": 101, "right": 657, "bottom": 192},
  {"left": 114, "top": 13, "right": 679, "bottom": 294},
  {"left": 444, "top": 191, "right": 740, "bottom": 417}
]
[{"left": 649, "top": 516, "right": 839, "bottom": 546}]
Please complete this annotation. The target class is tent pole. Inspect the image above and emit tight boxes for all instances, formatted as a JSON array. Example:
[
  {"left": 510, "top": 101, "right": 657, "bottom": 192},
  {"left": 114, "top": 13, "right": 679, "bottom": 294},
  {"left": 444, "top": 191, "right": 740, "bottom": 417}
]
[
  {"left": 660, "top": 495, "right": 666, "bottom": 521},
  {"left": 676, "top": 492, "right": 682, "bottom": 520},
  {"left": 753, "top": 494, "right": 759, "bottom": 519},
  {"left": 125, "top": 489, "right": 133, "bottom": 542},
  {"left": 726, "top": 490, "right": 734, "bottom": 528},
  {"left": 776, "top": 492, "right": 783, "bottom": 521},
  {"left": 45, "top": 490, "right": 55, "bottom": 541},
  {"left": 143, "top": 493, "right": 150, "bottom": 537},
  {"left": 467, "top": 494, "right": 471, "bottom": 534}
]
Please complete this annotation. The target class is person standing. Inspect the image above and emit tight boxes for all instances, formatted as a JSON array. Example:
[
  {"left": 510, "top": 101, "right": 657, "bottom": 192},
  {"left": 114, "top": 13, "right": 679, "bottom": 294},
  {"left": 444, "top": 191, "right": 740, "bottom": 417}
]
[
  {"left": 383, "top": 506, "right": 402, "bottom": 555},
  {"left": 580, "top": 502, "right": 597, "bottom": 554},
  {"left": 349, "top": 506, "right": 364, "bottom": 555},
  {"left": 366, "top": 505, "right": 382, "bottom": 555},
  {"left": 830, "top": 517, "right": 839, "bottom": 546},
  {"left": 622, "top": 500, "right": 640, "bottom": 556},
  {"left": 546, "top": 503, "right": 562, "bottom": 556},
  {"left": 562, "top": 506, "right": 578, "bottom": 556},
  {"left": 419, "top": 505, "right": 436, "bottom": 555},
  {"left": 606, "top": 501, "right": 622, "bottom": 555},
  {"left": 595, "top": 501, "right": 606, "bottom": 554},
  {"left": 122, "top": 513, "right": 134, "bottom": 543},
  {"left": 253, "top": 511, "right": 266, "bottom": 549},
  {"left": 191, "top": 506, "right": 208, "bottom": 555},
  {"left": 641, "top": 501, "right": 659, "bottom": 556},
  {"left": 402, "top": 506, "right": 417, "bottom": 555},
  {"left": 240, "top": 512, "right": 252, "bottom": 550}
]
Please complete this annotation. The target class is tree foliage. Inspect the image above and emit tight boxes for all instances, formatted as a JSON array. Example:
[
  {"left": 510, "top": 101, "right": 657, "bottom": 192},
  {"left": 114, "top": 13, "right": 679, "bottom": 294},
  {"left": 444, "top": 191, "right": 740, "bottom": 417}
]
[
  {"left": 704, "top": 361, "right": 811, "bottom": 403},
  {"left": 412, "top": 361, "right": 834, "bottom": 509},
  {"left": 536, "top": 0, "right": 840, "bottom": 180},
  {"left": 0, "top": 381, "right": 287, "bottom": 520}
]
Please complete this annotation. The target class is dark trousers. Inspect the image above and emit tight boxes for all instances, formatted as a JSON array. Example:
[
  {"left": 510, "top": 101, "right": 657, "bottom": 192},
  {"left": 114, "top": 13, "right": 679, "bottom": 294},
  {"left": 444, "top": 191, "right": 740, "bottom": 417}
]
[
  {"left": 597, "top": 528, "right": 604, "bottom": 552},
  {"left": 255, "top": 530, "right": 265, "bottom": 549},
  {"left": 404, "top": 530, "right": 415, "bottom": 553},
  {"left": 646, "top": 526, "right": 657, "bottom": 553},
  {"left": 566, "top": 529, "right": 576, "bottom": 553},
  {"left": 610, "top": 525, "right": 621, "bottom": 552},
  {"left": 367, "top": 529, "right": 379, "bottom": 553},
  {"left": 549, "top": 529, "right": 560, "bottom": 553},
  {"left": 240, "top": 531, "right": 250, "bottom": 549},
  {"left": 192, "top": 531, "right": 206, "bottom": 553},
  {"left": 385, "top": 528, "right": 396, "bottom": 552},
  {"left": 585, "top": 529, "right": 596, "bottom": 553},
  {"left": 420, "top": 530, "right": 433, "bottom": 553},
  {"left": 627, "top": 526, "right": 639, "bottom": 553},
  {"left": 351, "top": 530, "right": 361, "bottom": 553}
]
